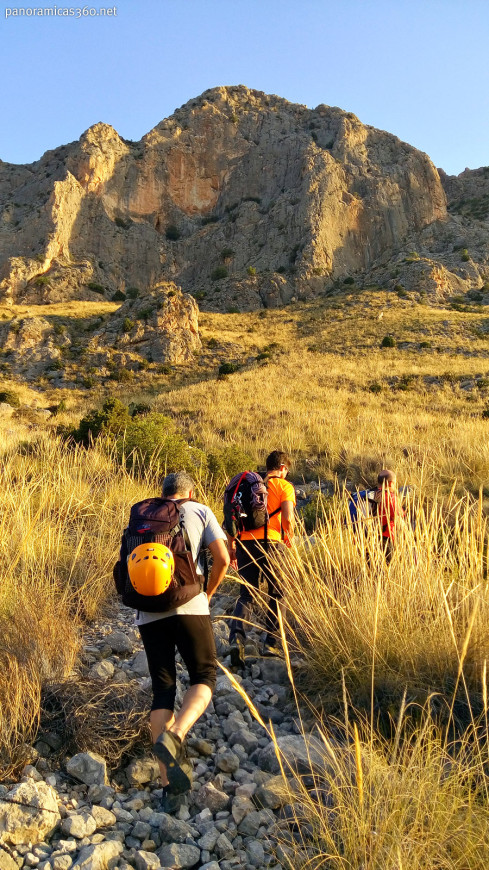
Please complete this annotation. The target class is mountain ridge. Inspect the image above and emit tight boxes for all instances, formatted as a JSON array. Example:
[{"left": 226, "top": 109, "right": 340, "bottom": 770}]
[{"left": 0, "top": 85, "right": 487, "bottom": 311}]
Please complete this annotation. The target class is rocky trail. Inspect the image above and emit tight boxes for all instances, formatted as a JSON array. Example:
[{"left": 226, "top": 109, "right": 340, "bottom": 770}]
[{"left": 0, "top": 588, "right": 323, "bottom": 870}]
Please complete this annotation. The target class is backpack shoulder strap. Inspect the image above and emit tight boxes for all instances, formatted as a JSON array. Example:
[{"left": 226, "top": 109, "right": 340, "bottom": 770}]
[{"left": 176, "top": 499, "right": 210, "bottom": 577}]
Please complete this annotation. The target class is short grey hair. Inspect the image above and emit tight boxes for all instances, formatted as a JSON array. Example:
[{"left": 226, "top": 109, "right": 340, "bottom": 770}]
[{"left": 162, "top": 471, "right": 195, "bottom": 497}]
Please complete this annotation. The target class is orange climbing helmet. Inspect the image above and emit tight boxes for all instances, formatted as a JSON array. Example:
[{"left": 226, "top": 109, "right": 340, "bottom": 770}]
[{"left": 127, "top": 543, "right": 175, "bottom": 597}]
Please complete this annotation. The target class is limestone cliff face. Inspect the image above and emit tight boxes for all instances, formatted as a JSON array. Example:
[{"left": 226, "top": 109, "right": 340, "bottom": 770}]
[{"left": 0, "top": 85, "right": 485, "bottom": 310}]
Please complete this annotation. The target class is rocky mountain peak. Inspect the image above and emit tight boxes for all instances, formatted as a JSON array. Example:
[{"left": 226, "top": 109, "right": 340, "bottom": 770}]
[{"left": 0, "top": 86, "right": 487, "bottom": 311}]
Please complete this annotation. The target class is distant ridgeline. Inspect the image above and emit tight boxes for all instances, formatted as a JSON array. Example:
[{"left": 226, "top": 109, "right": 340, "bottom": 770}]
[{"left": 0, "top": 84, "right": 488, "bottom": 312}]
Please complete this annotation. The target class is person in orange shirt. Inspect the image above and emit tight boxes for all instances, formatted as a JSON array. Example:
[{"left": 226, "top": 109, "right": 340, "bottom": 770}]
[{"left": 227, "top": 450, "right": 296, "bottom": 662}]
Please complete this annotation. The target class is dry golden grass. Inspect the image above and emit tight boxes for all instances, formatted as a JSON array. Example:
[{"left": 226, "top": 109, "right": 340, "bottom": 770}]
[
  {"left": 4, "top": 287, "right": 489, "bottom": 864},
  {"left": 0, "top": 424, "right": 151, "bottom": 775},
  {"left": 0, "top": 301, "right": 118, "bottom": 321},
  {"left": 276, "top": 491, "right": 489, "bottom": 724},
  {"left": 277, "top": 715, "right": 489, "bottom": 870},
  {"left": 4, "top": 291, "right": 489, "bottom": 504},
  {"left": 225, "top": 508, "right": 489, "bottom": 870}
]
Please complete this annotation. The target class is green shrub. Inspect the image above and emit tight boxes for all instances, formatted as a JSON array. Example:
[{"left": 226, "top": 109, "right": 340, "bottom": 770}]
[
  {"left": 343, "top": 276, "right": 355, "bottom": 285},
  {"left": 118, "top": 413, "right": 206, "bottom": 475},
  {"left": 87, "top": 282, "right": 105, "bottom": 294},
  {"left": 70, "top": 399, "right": 205, "bottom": 475},
  {"left": 461, "top": 249, "right": 471, "bottom": 262},
  {"left": 165, "top": 224, "right": 180, "bottom": 241},
  {"left": 138, "top": 307, "right": 154, "bottom": 321},
  {"left": 111, "top": 290, "right": 126, "bottom": 302},
  {"left": 0, "top": 389, "right": 20, "bottom": 408},
  {"left": 226, "top": 306, "right": 240, "bottom": 314},
  {"left": 368, "top": 382, "right": 382, "bottom": 394},
  {"left": 247, "top": 266, "right": 256, "bottom": 276},
  {"left": 207, "top": 445, "right": 254, "bottom": 481},
  {"left": 207, "top": 337, "right": 219, "bottom": 348},
  {"left": 53, "top": 323, "right": 65, "bottom": 336},
  {"left": 300, "top": 492, "right": 332, "bottom": 533},
  {"left": 114, "top": 217, "right": 128, "bottom": 229},
  {"left": 35, "top": 276, "right": 50, "bottom": 286},
  {"left": 218, "top": 362, "right": 239, "bottom": 375},
  {"left": 419, "top": 340, "right": 432, "bottom": 349},
  {"left": 193, "top": 292, "right": 207, "bottom": 301},
  {"left": 381, "top": 335, "right": 396, "bottom": 348},
  {"left": 397, "top": 374, "right": 415, "bottom": 391},
  {"left": 122, "top": 317, "right": 134, "bottom": 333},
  {"left": 128, "top": 402, "right": 152, "bottom": 417},
  {"left": 113, "top": 368, "right": 134, "bottom": 383},
  {"left": 212, "top": 266, "right": 228, "bottom": 281},
  {"left": 54, "top": 399, "right": 67, "bottom": 415},
  {"left": 126, "top": 287, "right": 140, "bottom": 299},
  {"left": 221, "top": 248, "right": 235, "bottom": 260},
  {"left": 405, "top": 252, "right": 420, "bottom": 262},
  {"left": 71, "top": 398, "right": 132, "bottom": 446},
  {"left": 158, "top": 364, "right": 172, "bottom": 375}
]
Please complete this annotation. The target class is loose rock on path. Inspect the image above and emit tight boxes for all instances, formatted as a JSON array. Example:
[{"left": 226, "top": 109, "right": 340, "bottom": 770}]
[{"left": 0, "top": 588, "right": 322, "bottom": 870}]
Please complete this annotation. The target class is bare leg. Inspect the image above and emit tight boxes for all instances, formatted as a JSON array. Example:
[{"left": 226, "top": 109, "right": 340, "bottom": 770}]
[{"left": 169, "top": 683, "right": 212, "bottom": 741}]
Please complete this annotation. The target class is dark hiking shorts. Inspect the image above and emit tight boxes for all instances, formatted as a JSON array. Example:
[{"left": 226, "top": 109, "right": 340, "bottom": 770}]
[{"left": 138, "top": 614, "right": 216, "bottom": 711}]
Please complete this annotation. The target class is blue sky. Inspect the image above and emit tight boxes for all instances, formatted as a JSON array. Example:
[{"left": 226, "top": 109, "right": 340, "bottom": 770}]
[{"left": 1, "top": 0, "right": 488, "bottom": 174}]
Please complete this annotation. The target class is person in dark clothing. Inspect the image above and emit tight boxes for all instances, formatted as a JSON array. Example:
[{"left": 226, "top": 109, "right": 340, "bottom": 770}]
[{"left": 227, "top": 451, "right": 295, "bottom": 662}]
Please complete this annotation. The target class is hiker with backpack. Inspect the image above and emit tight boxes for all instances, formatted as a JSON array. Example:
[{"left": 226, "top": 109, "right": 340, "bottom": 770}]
[
  {"left": 224, "top": 450, "right": 296, "bottom": 665},
  {"left": 113, "top": 471, "right": 229, "bottom": 809},
  {"left": 374, "top": 468, "right": 406, "bottom": 563}
]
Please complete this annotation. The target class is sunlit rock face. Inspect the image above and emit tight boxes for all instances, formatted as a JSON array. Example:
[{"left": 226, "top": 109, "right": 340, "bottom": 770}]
[{"left": 1, "top": 84, "right": 487, "bottom": 311}]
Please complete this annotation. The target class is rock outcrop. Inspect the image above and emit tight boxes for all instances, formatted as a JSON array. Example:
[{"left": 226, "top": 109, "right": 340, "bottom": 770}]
[
  {"left": 0, "top": 316, "right": 70, "bottom": 377},
  {"left": 0, "top": 281, "right": 199, "bottom": 380},
  {"left": 91, "top": 282, "right": 200, "bottom": 364},
  {"left": 2, "top": 85, "right": 486, "bottom": 311}
]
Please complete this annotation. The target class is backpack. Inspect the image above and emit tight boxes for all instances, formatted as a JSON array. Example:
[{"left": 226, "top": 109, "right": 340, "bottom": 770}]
[
  {"left": 113, "top": 497, "right": 203, "bottom": 612},
  {"left": 223, "top": 471, "right": 280, "bottom": 540},
  {"left": 348, "top": 490, "right": 377, "bottom": 525}
]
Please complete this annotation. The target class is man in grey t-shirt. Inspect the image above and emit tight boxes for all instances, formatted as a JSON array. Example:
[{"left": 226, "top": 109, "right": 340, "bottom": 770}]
[{"left": 135, "top": 471, "right": 229, "bottom": 804}]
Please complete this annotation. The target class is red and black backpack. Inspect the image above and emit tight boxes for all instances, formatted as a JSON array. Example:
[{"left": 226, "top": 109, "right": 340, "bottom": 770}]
[{"left": 223, "top": 471, "right": 281, "bottom": 543}]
